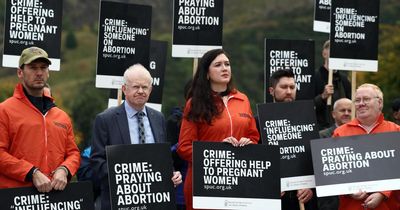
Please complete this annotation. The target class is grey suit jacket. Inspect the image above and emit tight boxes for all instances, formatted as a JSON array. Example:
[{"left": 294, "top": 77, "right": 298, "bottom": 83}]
[{"left": 90, "top": 103, "right": 166, "bottom": 210}]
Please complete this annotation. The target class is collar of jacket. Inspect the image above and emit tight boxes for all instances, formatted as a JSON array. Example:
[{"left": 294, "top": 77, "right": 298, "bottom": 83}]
[
  {"left": 14, "top": 83, "right": 54, "bottom": 102},
  {"left": 212, "top": 89, "right": 245, "bottom": 101},
  {"left": 347, "top": 113, "right": 384, "bottom": 127}
]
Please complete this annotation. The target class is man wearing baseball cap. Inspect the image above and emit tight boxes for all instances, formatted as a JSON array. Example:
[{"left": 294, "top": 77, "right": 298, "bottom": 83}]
[
  {"left": 0, "top": 47, "right": 80, "bottom": 192},
  {"left": 18, "top": 46, "right": 52, "bottom": 68}
]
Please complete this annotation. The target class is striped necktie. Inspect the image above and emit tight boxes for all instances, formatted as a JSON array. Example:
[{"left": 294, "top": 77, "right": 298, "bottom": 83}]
[{"left": 136, "top": 111, "right": 146, "bottom": 144}]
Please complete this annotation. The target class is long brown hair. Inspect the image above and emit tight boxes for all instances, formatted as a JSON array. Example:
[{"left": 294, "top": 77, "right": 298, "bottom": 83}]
[{"left": 186, "top": 49, "right": 235, "bottom": 124}]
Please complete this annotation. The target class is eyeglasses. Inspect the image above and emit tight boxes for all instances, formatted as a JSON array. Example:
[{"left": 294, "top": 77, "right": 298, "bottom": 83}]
[{"left": 354, "top": 96, "right": 380, "bottom": 105}]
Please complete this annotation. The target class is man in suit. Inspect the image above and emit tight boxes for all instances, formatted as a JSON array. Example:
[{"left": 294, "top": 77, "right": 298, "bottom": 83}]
[
  {"left": 91, "top": 64, "right": 182, "bottom": 210},
  {"left": 314, "top": 40, "right": 351, "bottom": 130},
  {"left": 319, "top": 98, "right": 353, "bottom": 138}
]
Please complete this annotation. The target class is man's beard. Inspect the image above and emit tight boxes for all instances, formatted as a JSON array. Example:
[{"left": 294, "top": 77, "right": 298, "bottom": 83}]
[{"left": 274, "top": 94, "right": 294, "bottom": 103}]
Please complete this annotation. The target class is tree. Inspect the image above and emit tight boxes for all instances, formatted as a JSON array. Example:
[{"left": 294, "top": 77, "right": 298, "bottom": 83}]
[
  {"left": 357, "top": 24, "right": 400, "bottom": 121},
  {"left": 65, "top": 30, "right": 78, "bottom": 49},
  {"left": 70, "top": 79, "right": 108, "bottom": 149}
]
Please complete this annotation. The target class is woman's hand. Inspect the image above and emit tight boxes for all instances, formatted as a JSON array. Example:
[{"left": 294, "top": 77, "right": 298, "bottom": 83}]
[
  {"left": 223, "top": 137, "right": 253, "bottom": 147},
  {"left": 222, "top": 136, "right": 239, "bottom": 147},
  {"left": 238, "top": 137, "right": 253, "bottom": 147}
]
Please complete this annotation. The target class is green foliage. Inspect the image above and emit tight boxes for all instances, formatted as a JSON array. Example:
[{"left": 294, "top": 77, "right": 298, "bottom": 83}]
[
  {"left": 0, "top": 77, "right": 17, "bottom": 102},
  {"left": 65, "top": 30, "right": 78, "bottom": 49},
  {"left": 380, "top": 0, "right": 400, "bottom": 24},
  {"left": 358, "top": 24, "right": 400, "bottom": 121},
  {"left": 162, "top": 53, "right": 193, "bottom": 113},
  {"left": 71, "top": 79, "right": 108, "bottom": 149}
]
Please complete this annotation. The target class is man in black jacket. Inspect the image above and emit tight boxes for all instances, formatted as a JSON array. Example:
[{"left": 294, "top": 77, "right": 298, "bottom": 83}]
[{"left": 314, "top": 40, "right": 351, "bottom": 130}]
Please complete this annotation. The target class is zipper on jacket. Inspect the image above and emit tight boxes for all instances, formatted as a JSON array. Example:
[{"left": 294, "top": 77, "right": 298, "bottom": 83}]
[
  {"left": 357, "top": 122, "right": 379, "bottom": 134},
  {"left": 222, "top": 96, "right": 234, "bottom": 137},
  {"left": 43, "top": 112, "right": 49, "bottom": 173}
]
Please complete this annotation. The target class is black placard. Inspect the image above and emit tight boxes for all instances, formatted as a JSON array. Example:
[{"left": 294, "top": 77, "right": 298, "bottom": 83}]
[
  {"left": 313, "top": 0, "right": 331, "bottom": 33},
  {"left": 0, "top": 181, "right": 94, "bottom": 210},
  {"left": 147, "top": 40, "right": 167, "bottom": 106},
  {"left": 329, "top": 0, "right": 379, "bottom": 71},
  {"left": 257, "top": 100, "right": 319, "bottom": 191},
  {"left": 106, "top": 143, "right": 176, "bottom": 210},
  {"left": 2, "top": 0, "right": 63, "bottom": 70},
  {"left": 264, "top": 39, "right": 315, "bottom": 103},
  {"left": 311, "top": 132, "right": 400, "bottom": 197},
  {"left": 192, "top": 141, "right": 280, "bottom": 210},
  {"left": 172, "top": 0, "right": 223, "bottom": 58},
  {"left": 96, "top": 1, "right": 152, "bottom": 89}
]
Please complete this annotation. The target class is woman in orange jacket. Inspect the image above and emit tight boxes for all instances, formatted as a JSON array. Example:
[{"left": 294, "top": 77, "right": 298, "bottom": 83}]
[{"left": 177, "top": 49, "right": 260, "bottom": 210}]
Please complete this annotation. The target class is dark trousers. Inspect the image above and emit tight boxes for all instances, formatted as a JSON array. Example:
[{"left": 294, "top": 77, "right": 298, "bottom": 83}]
[{"left": 176, "top": 204, "right": 186, "bottom": 210}]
